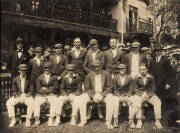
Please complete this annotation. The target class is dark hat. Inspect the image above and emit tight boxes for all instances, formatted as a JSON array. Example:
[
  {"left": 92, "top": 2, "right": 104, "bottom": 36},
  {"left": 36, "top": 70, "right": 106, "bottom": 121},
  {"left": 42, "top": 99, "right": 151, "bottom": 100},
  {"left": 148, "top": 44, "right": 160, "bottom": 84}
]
[
  {"left": 18, "top": 64, "right": 28, "bottom": 71},
  {"left": 112, "top": 64, "right": 126, "bottom": 72},
  {"left": 66, "top": 64, "right": 76, "bottom": 70},
  {"left": 92, "top": 60, "right": 103, "bottom": 67},
  {"left": 35, "top": 46, "right": 43, "bottom": 52},
  {"left": 16, "top": 37, "right": 23, "bottom": 43},
  {"left": 45, "top": 47, "right": 52, "bottom": 52},
  {"left": 132, "top": 42, "right": 140, "bottom": 48},
  {"left": 89, "top": 39, "right": 98, "bottom": 45},
  {"left": 43, "top": 62, "right": 52, "bottom": 68},
  {"left": 54, "top": 43, "right": 63, "bottom": 48},
  {"left": 122, "top": 47, "right": 129, "bottom": 51}
]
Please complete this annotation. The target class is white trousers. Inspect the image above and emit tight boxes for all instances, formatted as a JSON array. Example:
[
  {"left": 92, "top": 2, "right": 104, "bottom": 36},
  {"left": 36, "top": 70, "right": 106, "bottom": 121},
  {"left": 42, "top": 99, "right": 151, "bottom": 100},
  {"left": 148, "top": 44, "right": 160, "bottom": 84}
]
[
  {"left": 79, "top": 93, "right": 114, "bottom": 123},
  {"left": 6, "top": 93, "right": 34, "bottom": 119},
  {"left": 33, "top": 95, "right": 58, "bottom": 118},
  {"left": 56, "top": 94, "right": 81, "bottom": 118}
]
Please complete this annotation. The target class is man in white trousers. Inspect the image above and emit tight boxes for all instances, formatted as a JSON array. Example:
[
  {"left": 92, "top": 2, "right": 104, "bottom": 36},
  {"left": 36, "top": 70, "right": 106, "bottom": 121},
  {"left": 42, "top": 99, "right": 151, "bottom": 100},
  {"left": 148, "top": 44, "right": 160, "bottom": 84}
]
[
  {"left": 79, "top": 61, "right": 114, "bottom": 129},
  {"left": 6, "top": 64, "right": 34, "bottom": 127}
]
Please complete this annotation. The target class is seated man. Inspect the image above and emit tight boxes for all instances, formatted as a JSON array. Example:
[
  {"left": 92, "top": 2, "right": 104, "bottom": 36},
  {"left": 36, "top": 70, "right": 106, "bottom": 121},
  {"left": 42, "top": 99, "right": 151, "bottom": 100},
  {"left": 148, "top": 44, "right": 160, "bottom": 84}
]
[
  {"left": 33, "top": 62, "right": 58, "bottom": 127},
  {"left": 6, "top": 64, "right": 34, "bottom": 127},
  {"left": 133, "top": 64, "right": 163, "bottom": 129},
  {"left": 79, "top": 61, "right": 114, "bottom": 129},
  {"left": 56, "top": 64, "right": 82, "bottom": 126},
  {"left": 112, "top": 64, "right": 134, "bottom": 128}
]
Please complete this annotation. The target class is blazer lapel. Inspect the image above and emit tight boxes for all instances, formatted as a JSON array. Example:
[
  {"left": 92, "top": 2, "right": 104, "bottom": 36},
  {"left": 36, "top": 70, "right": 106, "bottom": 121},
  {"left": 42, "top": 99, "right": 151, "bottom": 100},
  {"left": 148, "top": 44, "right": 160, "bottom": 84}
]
[
  {"left": 92, "top": 73, "right": 95, "bottom": 91},
  {"left": 17, "top": 76, "right": 21, "bottom": 91},
  {"left": 101, "top": 72, "right": 105, "bottom": 91}
]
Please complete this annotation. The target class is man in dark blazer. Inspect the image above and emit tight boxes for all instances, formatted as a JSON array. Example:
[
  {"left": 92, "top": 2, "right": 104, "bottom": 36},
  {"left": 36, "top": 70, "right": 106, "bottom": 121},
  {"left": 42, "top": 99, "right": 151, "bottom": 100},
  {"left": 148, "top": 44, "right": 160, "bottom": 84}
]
[
  {"left": 79, "top": 61, "right": 114, "bottom": 129},
  {"left": 67, "top": 37, "right": 86, "bottom": 79},
  {"left": 33, "top": 62, "right": 58, "bottom": 127},
  {"left": 10, "top": 37, "right": 29, "bottom": 79},
  {"left": 49, "top": 43, "right": 68, "bottom": 80},
  {"left": 56, "top": 64, "right": 82, "bottom": 126},
  {"left": 28, "top": 46, "right": 45, "bottom": 92},
  {"left": 124, "top": 41, "right": 146, "bottom": 78},
  {"left": 133, "top": 64, "right": 163, "bottom": 129},
  {"left": 83, "top": 39, "right": 104, "bottom": 74},
  {"left": 112, "top": 64, "right": 134, "bottom": 128},
  {"left": 149, "top": 46, "right": 172, "bottom": 102},
  {"left": 6, "top": 64, "right": 34, "bottom": 127},
  {"left": 104, "top": 38, "right": 123, "bottom": 75}
]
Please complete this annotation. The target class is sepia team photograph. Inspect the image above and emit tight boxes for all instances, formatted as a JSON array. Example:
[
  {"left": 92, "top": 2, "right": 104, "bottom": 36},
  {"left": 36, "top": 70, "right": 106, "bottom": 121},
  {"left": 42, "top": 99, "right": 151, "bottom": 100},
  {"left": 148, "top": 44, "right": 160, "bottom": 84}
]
[{"left": 0, "top": 0, "right": 180, "bottom": 133}]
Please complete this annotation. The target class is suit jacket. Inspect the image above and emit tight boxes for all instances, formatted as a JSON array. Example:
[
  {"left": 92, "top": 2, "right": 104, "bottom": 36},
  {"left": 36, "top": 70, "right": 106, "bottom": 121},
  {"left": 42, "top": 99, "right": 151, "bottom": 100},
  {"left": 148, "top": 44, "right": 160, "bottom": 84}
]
[
  {"left": 133, "top": 73, "right": 157, "bottom": 96},
  {"left": 12, "top": 75, "right": 33, "bottom": 96},
  {"left": 49, "top": 55, "right": 68, "bottom": 76},
  {"left": 104, "top": 49, "right": 124, "bottom": 74},
  {"left": 28, "top": 57, "right": 44, "bottom": 79},
  {"left": 60, "top": 74, "right": 82, "bottom": 96},
  {"left": 83, "top": 50, "right": 104, "bottom": 73},
  {"left": 36, "top": 73, "right": 58, "bottom": 95},
  {"left": 10, "top": 50, "right": 29, "bottom": 78},
  {"left": 124, "top": 53, "right": 146, "bottom": 74},
  {"left": 149, "top": 56, "right": 172, "bottom": 88},
  {"left": 113, "top": 74, "right": 133, "bottom": 96},
  {"left": 84, "top": 70, "right": 113, "bottom": 98}
]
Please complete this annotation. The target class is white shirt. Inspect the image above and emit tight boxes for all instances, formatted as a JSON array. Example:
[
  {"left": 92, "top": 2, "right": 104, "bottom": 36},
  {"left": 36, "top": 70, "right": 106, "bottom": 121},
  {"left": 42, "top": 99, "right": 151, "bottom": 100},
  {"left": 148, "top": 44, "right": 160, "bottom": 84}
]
[
  {"left": 94, "top": 73, "right": 102, "bottom": 93},
  {"left": 131, "top": 53, "right": 139, "bottom": 78},
  {"left": 156, "top": 56, "right": 161, "bottom": 62},
  {"left": 74, "top": 49, "right": 81, "bottom": 58},
  {"left": 66, "top": 74, "right": 72, "bottom": 84},
  {"left": 34, "top": 57, "right": 41, "bottom": 66},
  {"left": 18, "top": 52, "right": 22, "bottom": 59},
  {"left": 92, "top": 51, "right": 97, "bottom": 61},
  {"left": 137, "top": 73, "right": 151, "bottom": 85},
  {"left": 20, "top": 75, "right": 26, "bottom": 93},
  {"left": 119, "top": 75, "right": 126, "bottom": 86},
  {"left": 56, "top": 55, "right": 60, "bottom": 64},
  {"left": 112, "top": 49, "right": 118, "bottom": 58},
  {"left": 44, "top": 73, "right": 50, "bottom": 84}
]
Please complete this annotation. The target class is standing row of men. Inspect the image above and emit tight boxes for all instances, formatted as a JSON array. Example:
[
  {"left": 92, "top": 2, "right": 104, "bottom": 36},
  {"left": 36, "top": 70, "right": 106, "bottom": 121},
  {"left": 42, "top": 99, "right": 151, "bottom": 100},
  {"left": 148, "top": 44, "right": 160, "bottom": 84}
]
[{"left": 6, "top": 37, "right": 179, "bottom": 129}]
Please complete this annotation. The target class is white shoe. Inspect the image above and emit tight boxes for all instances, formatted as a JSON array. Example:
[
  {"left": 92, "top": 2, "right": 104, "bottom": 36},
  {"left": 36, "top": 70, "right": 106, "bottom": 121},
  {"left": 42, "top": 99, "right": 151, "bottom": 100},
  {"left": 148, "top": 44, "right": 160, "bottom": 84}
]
[
  {"left": 70, "top": 116, "right": 76, "bottom": 125},
  {"left": 107, "top": 123, "right": 114, "bottom": 129},
  {"left": 155, "top": 120, "right": 163, "bottom": 129},
  {"left": 136, "top": 119, "right": 142, "bottom": 129},
  {"left": 78, "top": 121, "right": 86, "bottom": 127},
  {"left": 48, "top": 117, "right": 54, "bottom": 126},
  {"left": 34, "top": 118, "right": 40, "bottom": 127},
  {"left": 25, "top": 119, "right": 31, "bottom": 127},
  {"left": 130, "top": 122, "right": 135, "bottom": 129},
  {"left": 9, "top": 119, "right": 16, "bottom": 127}
]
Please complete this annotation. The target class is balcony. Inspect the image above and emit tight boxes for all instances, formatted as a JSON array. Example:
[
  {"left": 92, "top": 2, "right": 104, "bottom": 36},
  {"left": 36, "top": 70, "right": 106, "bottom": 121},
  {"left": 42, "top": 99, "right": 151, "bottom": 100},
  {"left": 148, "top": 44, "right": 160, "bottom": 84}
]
[
  {"left": 1, "top": 0, "right": 117, "bottom": 31},
  {"left": 126, "top": 18, "right": 153, "bottom": 36}
]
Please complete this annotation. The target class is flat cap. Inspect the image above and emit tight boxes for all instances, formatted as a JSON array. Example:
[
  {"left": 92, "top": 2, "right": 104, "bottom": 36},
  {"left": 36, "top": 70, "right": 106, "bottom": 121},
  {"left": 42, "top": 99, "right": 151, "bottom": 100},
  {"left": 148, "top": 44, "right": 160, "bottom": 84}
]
[
  {"left": 141, "top": 47, "right": 150, "bottom": 51},
  {"left": 132, "top": 42, "right": 140, "bottom": 48},
  {"left": 54, "top": 43, "right": 63, "bottom": 48},
  {"left": 66, "top": 64, "right": 76, "bottom": 70},
  {"left": 89, "top": 39, "right": 98, "bottom": 45},
  {"left": 43, "top": 62, "right": 52, "bottom": 68},
  {"left": 18, "top": 64, "right": 28, "bottom": 71},
  {"left": 29, "top": 47, "right": 34, "bottom": 52},
  {"left": 116, "top": 64, "right": 126, "bottom": 69},
  {"left": 16, "top": 37, "right": 23, "bottom": 43},
  {"left": 35, "top": 46, "right": 43, "bottom": 52}
]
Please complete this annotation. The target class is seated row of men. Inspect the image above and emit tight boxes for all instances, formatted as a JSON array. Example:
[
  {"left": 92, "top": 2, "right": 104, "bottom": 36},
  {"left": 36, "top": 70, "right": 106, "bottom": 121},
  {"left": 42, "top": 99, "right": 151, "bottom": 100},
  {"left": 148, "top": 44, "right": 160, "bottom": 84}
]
[{"left": 6, "top": 61, "right": 163, "bottom": 129}]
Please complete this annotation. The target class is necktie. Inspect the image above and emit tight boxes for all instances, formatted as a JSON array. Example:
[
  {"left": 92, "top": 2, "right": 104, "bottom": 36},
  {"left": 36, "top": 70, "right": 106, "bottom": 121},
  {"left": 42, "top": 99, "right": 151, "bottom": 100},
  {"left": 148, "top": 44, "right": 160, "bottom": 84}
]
[{"left": 17, "top": 49, "right": 23, "bottom": 52}]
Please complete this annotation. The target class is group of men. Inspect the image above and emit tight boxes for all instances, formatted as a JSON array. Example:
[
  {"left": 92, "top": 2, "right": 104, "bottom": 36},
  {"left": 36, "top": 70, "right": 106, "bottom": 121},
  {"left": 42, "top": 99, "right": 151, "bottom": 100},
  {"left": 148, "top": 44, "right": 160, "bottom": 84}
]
[{"left": 5, "top": 36, "right": 180, "bottom": 129}]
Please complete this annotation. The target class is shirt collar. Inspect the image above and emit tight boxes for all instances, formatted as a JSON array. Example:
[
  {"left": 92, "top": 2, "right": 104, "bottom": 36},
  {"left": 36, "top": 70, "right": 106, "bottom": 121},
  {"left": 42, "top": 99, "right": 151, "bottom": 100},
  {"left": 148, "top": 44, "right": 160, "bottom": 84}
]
[
  {"left": 34, "top": 56, "right": 44, "bottom": 60},
  {"left": 137, "top": 73, "right": 151, "bottom": 78},
  {"left": 20, "top": 75, "right": 26, "bottom": 80},
  {"left": 72, "top": 46, "right": 84, "bottom": 51}
]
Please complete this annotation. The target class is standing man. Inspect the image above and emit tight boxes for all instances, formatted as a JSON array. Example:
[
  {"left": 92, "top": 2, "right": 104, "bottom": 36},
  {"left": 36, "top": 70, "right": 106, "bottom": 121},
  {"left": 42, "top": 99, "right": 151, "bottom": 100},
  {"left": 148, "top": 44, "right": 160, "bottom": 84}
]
[
  {"left": 104, "top": 38, "right": 123, "bottom": 75},
  {"left": 83, "top": 39, "right": 104, "bottom": 74},
  {"left": 28, "top": 46, "right": 45, "bottom": 92},
  {"left": 6, "top": 64, "right": 34, "bottom": 127},
  {"left": 133, "top": 64, "right": 163, "bottom": 129},
  {"left": 10, "top": 37, "right": 29, "bottom": 79},
  {"left": 33, "top": 62, "right": 58, "bottom": 126},
  {"left": 50, "top": 43, "right": 68, "bottom": 81},
  {"left": 124, "top": 41, "right": 146, "bottom": 78},
  {"left": 79, "top": 61, "right": 114, "bottom": 129},
  {"left": 56, "top": 64, "right": 82, "bottom": 126},
  {"left": 67, "top": 37, "right": 86, "bottom": 80},
  {"left": 112, "top": 64, "right": 134, "bottom": 128}
]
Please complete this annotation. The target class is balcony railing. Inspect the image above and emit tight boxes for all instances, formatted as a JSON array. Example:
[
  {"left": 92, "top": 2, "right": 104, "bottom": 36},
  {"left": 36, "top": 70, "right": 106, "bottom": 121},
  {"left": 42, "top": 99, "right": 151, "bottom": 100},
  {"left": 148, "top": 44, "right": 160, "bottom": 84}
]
[
  {"left": 1, "top": 0, "right": 117, "bottom": 31},
  {"left": 126, "top": 18, "right": 153, "bottom": 34}
]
